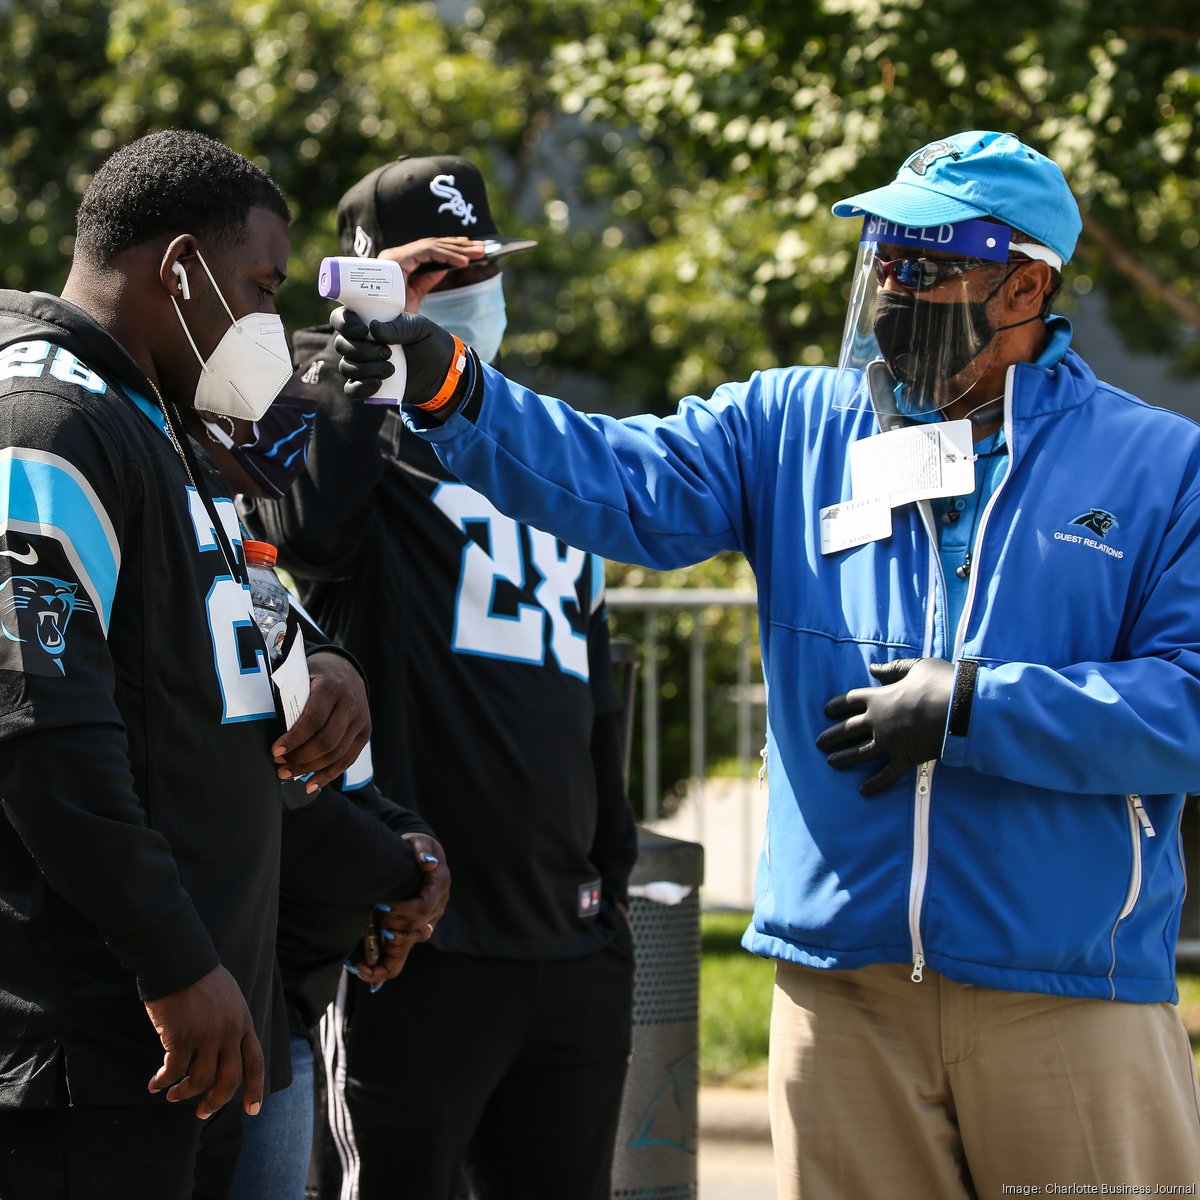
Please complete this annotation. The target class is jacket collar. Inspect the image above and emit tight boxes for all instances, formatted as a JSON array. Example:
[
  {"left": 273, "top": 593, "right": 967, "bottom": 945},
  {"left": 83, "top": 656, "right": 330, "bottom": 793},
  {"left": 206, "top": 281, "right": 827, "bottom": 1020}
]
[{"left": 1010, "top": 318, "right": 1099, "bottom": 422}]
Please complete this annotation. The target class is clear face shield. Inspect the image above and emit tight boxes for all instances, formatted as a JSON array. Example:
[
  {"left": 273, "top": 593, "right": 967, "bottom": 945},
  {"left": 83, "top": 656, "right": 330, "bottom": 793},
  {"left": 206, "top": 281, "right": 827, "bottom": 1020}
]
[{"left": 834, "top": 216, "right": 1027, "bottom": 419}]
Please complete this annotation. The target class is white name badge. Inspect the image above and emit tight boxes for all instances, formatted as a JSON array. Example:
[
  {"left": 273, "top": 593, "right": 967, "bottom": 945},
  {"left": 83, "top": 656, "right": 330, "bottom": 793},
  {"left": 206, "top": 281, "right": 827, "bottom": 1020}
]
[
  {"left": 819, "top": 495, "right": 893, "bottom": 555},
  {"left": 270, "top": 614, "right": 311, "bottom": 730},
  {"left": 849, "top": 419, "right": 976, "bottom": 508}
]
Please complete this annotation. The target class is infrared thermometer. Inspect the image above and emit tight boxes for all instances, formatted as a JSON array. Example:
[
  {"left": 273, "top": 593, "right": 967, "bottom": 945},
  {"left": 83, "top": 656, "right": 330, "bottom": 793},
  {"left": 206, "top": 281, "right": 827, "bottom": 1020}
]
[{"left": 317, "top": 256, "right": 406, "bottom": 404}]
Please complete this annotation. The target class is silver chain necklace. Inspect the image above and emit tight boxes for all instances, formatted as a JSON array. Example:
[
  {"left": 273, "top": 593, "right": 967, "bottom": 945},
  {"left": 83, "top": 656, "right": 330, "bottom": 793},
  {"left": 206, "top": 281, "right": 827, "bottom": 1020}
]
[{"left": 146, "top": 377, "right": 197, "bottom": 490}]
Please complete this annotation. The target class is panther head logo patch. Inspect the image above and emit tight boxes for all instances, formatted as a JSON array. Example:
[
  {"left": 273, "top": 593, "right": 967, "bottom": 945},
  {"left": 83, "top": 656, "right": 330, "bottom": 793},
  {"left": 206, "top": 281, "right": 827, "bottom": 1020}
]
[
  {"left": 1070, "top": 509, "right": 1118, "bottom": 538},
  {"left": 904, "top": 141, "right": 962, "bottom": 177},
  {"left": 0, "top": 573, "right": 94, "bottom": 675}
]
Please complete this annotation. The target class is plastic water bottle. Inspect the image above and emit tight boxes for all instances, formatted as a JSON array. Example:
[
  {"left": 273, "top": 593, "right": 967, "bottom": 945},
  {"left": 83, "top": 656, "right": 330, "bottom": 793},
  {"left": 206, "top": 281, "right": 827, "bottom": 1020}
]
[{"left": 244, "top": 540, "right": 289, "bottom": 664}]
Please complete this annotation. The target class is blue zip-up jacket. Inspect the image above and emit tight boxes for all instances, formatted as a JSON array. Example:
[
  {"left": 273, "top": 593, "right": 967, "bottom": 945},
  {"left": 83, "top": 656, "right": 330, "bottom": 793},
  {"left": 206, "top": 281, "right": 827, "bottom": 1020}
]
[{"left": 409, "top": 338, "right": 1200, "bottom": 1003}]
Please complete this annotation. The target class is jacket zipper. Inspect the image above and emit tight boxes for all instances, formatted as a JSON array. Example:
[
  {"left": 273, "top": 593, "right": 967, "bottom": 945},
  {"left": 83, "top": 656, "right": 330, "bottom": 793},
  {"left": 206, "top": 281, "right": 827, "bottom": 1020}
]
[
  {"left": 952, "top": 377, "right": 1015, "bottom": 658},
  {"left": 908, "top": 506, "right": 943, "bottom": 982},
  {"left": 1128, "top": 793, "right": 1156, "bottom": 839},
  {"left": 909, "top": 761, "right": 933, "bottom": 981},
  {"left": 907, "top": 375, "right": 1020, "bottom": 982},
  {"left": 1108, "top": 795, "right": 1153, "bottom": 997}
]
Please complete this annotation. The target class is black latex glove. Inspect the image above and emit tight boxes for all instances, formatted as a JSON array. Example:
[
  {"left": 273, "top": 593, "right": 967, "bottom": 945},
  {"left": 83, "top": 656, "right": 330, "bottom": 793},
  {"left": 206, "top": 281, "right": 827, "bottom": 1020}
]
[
  {"left": 816, "top": 658, "right": 954, "bottom": 796},
  {"left": 332, "top": 306, "right": 465, "bottom": 411}
]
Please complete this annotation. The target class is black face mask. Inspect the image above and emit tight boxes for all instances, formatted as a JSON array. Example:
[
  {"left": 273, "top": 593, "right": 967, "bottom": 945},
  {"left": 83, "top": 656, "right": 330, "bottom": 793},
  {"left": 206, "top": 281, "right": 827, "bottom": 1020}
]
[
  {"left": 872, "top": 289, "right": 997, "bottom": 404},
  {"left": 871, "top": 266, "right": 1036, "bottom": 407},
  {"left": 203, "top": 390, "right": 316, "bottom": 499}
]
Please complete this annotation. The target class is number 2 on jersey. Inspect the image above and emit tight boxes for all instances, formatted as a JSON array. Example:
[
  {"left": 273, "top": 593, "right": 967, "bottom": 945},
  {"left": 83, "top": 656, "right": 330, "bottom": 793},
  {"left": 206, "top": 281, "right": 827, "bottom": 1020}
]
[{"left": 432, "top": 484, "right": 591, "bottom": 680}]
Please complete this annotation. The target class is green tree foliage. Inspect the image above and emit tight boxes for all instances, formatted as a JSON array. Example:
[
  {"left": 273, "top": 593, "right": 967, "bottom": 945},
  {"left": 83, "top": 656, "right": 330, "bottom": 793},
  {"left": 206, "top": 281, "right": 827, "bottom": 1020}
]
[
  {"left": 0, "top": 0, "right": 552, "bottom": 332},
  {"left": 2, "top": 0, "right": 1194, "bottom": 390},
  {"left": 515, "top": 0, "right": 1200, "bottom": 397}
]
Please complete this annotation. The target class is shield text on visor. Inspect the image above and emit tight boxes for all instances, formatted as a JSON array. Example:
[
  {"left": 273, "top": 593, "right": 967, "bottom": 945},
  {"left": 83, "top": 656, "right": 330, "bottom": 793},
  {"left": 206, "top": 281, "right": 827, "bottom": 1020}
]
[{"left": 834, "top": 217, "right": 1014, "bottom": 417}]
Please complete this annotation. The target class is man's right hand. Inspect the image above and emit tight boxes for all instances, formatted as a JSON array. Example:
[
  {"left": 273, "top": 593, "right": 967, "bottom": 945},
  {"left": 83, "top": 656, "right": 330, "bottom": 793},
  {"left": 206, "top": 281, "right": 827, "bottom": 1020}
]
[
  {"left": 378, "top": 236, "right": 486, "bottom": 308},
  {"left": 332, "top": 307, "right": 467, "bottom": 415},
  {"left": 144, "top": 964, "right": 265, "bottom": 1120}
]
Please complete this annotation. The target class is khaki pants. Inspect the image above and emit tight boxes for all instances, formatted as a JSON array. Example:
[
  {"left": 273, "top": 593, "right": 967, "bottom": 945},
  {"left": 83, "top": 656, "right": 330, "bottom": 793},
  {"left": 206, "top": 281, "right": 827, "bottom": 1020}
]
[{"left": 769, "top": 961, "right": 1200, "bottom": 1200}]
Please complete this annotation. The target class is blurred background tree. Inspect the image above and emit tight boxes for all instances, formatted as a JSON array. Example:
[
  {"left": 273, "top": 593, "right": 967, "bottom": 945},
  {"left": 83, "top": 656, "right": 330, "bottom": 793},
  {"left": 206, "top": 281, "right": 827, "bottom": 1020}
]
[
  {"left": 3, "top": 0, "right": 1195, "bottom": 396},
  {"left": 0, "top": 0, "right": 555, "bottom": 333},
  {"left": 2, "top": 0, "right": 1195, "bottom": 802},
  {"left": 512, "top": 0, "right": 1200, "bottom": 394}
]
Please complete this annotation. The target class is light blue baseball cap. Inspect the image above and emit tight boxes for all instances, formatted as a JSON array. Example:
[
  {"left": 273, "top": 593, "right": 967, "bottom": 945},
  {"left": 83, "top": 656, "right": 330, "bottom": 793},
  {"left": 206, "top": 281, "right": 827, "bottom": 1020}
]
[{"left": 832, "top": 130, "right": 1082, "bottom": 265}]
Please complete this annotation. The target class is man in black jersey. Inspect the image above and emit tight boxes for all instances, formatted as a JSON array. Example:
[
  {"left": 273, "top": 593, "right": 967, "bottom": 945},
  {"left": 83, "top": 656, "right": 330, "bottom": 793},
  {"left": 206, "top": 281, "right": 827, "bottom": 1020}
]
[
  {"left": 242, "top": 155, "right": 638, "bottom": 1200},
  {"left": 0, "top": 130, "right": 369, "bottom": 1200},
  {"left": 194, "top": 396, "right": 453, "bottom": 1199}
]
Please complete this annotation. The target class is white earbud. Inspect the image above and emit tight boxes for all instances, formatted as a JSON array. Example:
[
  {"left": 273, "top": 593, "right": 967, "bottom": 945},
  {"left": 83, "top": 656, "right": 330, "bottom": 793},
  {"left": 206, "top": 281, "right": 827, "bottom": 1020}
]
[{"left": 172, "top": 262, "right": 191, "bottom": 301}]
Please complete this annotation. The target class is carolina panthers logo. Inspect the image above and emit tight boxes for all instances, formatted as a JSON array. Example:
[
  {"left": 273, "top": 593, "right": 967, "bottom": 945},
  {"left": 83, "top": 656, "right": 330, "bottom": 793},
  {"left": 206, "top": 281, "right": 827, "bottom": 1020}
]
[
  {"left": 1071, "top": 509, "right": 1118, "bottom": 538},
  {"left": 0, "top": 574, "right": 93, "bottom": 675},
  {"left": 904, "top": 141, "right": 962, "bottom": 177}
]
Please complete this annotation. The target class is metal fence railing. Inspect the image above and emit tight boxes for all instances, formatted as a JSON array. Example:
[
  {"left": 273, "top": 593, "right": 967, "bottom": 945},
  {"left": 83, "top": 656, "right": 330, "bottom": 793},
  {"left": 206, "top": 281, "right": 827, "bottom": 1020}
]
[
  {"left": 607, "top": 587, "right": 764, "bottom": 909},
  {"left": 607, "top": 588, "right": 761, "bottom": 822}
]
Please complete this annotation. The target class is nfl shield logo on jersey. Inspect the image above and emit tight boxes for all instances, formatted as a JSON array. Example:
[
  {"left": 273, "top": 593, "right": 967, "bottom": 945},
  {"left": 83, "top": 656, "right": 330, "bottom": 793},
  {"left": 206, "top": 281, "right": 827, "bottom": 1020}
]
[{"left": 578, "top": 879, "right": 602, "bottom": 918}]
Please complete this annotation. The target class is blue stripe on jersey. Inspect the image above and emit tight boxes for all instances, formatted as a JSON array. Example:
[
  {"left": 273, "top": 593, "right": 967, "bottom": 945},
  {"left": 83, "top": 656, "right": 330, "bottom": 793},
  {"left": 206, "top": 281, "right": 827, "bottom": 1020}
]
[
  {"left": 124, "top": 388, "right": 169, "bottom": 437},
  {"left": 341, "top": 742, "right": 374, "bottom": 791},
  {"left": 589, "top": 555, "right": 606, "bottom": 614},
  {"left": 0, "top": 448, "right": 120, "bottom": 631}
]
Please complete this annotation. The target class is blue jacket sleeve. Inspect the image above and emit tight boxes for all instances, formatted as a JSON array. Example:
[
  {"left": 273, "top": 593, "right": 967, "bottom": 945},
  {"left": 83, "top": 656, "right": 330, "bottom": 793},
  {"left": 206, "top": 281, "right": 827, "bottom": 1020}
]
[
  {"left": 409, "top": 364, "right": 766, "bottom": 569},
  {"left": 944, "top": 491, "right": 1200, "bottom": 794}
]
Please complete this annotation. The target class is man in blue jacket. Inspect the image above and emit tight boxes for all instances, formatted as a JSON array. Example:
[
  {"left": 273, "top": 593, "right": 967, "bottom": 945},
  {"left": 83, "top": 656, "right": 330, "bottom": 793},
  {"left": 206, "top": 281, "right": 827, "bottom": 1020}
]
[{"left": 330, "top": 131, "right": 1200, "bottom": 1197}]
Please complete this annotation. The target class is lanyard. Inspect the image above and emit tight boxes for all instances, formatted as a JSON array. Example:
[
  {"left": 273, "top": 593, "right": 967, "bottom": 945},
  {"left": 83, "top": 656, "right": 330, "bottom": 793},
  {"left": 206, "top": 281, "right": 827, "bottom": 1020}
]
[{"left": 111, "top": 368, "right": 249, "bottom": 587}]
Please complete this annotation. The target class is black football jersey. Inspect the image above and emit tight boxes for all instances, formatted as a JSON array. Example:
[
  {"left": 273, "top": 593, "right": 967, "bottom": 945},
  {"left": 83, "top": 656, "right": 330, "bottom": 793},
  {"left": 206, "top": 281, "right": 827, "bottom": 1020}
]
[
  {"left": 0, "top": 291, "right": 283, "bottom": 1106},
  {"left": 243, "top": 326, "right": 636, "bottom": 960}
]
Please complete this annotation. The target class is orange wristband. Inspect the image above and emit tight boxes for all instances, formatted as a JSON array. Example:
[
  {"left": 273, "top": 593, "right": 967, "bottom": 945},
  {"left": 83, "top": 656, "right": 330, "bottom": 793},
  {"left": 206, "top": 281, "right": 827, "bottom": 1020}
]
[{"left": 413, "top": 335, "right": 468, "bottom": 412}]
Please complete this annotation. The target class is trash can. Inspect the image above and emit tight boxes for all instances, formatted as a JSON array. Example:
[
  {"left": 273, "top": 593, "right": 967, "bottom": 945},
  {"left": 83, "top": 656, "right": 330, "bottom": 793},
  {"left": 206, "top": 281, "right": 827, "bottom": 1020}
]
[{"left": 611, "top": 827, "right": 705, "bottom": 1200}]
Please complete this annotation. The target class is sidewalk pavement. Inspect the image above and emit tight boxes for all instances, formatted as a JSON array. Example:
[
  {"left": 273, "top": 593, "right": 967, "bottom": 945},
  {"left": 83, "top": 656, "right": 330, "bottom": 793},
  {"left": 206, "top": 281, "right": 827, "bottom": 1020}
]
[{"left": 699, "top": 1086, "right": 777, "bottom": 1200}]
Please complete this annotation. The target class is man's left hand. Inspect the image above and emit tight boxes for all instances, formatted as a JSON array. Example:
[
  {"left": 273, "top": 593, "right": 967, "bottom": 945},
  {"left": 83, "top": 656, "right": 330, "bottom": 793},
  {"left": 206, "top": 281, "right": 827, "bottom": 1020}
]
[
  {"left": 350, "top": 835, "right": 450, "bottom": 989},
  {"left": 816, "top": 658, "right": 954, "bottom": 796},
  {"left": 271, "top": 650, "right": 371, "bottom": 792}
]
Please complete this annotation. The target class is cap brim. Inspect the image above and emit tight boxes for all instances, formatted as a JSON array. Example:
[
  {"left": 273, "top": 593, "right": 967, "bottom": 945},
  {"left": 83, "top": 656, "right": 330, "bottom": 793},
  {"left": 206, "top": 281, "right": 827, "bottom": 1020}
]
[
  {"left": 832, "top": 179, "right": 988, "bottom": 227},
  {"left": 480, "top": 237, "right": 538, "bottom": 260},
  {"left": 409, "top": 237, "right": 540, "bottom": 277}
]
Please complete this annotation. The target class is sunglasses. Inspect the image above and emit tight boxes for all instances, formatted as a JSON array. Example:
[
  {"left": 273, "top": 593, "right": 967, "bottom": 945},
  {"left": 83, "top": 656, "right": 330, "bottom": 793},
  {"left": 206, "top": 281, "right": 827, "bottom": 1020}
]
[{"left": 873, "top": 253, "right": 996, "bottom": 292}]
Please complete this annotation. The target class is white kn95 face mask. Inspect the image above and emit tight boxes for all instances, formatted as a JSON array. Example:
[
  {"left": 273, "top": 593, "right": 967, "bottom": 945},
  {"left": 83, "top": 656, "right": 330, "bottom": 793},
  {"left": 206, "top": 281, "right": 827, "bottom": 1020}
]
[{"left": 171, "top": 250, "right": 293, "bottom": 422}]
